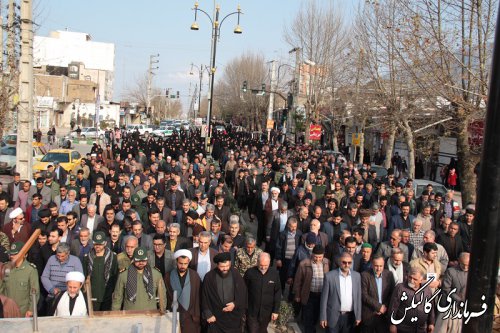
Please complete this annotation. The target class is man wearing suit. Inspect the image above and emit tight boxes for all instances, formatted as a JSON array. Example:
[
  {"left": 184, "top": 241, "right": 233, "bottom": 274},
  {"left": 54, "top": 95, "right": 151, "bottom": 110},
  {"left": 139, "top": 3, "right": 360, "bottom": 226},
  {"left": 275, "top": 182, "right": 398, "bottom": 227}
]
[
  {"left": 147, "top": 233, "right": 174, "bottom": 277},
  {"left": 80, "top": 204, "right": 104, "bottom": 235},
  {"left": 89, "top": 183, "right": 111, "bottom": 217},
  {"left": 331, "top": 236, "right": 362, "bottom": 272},
  {"left": 375, "top": 229, "right": 409, "bottom": 263},
  {"left": 53, "top": 161, "right": 68, "bottom": 187},
  {"left": 164, "top": 181, "right": 185, "bottom": 222},
  {"left": 167, "top": 223, "right": 192, "bottom": 252},
  {"left": 275, "top": 217, "right": 302, "bottom": 292},
  {"left": 293, "top": 245, "right": 330, "bottom": 333},
  {"left": 253, "top": 181, "right": 270, "bottom": 246},
  {"left": 0, "top": 195, "right": 13, "bottom": 229},
  {"left": 320, "top": 252, "right": 362, "bottom": 333},
  {"left": 384, "top": 247, "right": 410, "bottom": 285},
  {"left": 214, "top": 195, "right": 231, "bottom": 233},
  {"left": 7, "top": 173, "right": 21, "bottom": 207},
  {"left": 27, "top": 178, "right": 52, "bottom": 207},
  {"left": 267, "top": 201, "right": 294, "bottom": 260},
  {"left": 246, "top": 168, "right": 262, "bottom": 217},
  {"left": 360, "top": 255, "right": 395, "bottom": 333},
  {"left": 436, "top": 221, "right": 464, "bottom": 268},
  {"left": 131, "top": 220, "right": 153, "bottom": 252},
  {"left": 189, "top": 231, "right": 217, "bottom": 281},
  {"left": 388, "top": 202, "right": 414, "bottom": 235}
]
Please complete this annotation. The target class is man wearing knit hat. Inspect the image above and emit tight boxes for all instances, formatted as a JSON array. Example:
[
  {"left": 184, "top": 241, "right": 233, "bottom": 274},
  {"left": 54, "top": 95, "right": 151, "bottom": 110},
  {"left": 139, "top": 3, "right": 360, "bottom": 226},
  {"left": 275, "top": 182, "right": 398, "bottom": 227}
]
[
  {"left": 112, "top": 246, "right": 165, "bottom": 311},
  {"left": 52, "top": 271, "right": 88, "bottom": 317},
  {"left": 164, "top": 249, "right": 202, "bottom": 333}
]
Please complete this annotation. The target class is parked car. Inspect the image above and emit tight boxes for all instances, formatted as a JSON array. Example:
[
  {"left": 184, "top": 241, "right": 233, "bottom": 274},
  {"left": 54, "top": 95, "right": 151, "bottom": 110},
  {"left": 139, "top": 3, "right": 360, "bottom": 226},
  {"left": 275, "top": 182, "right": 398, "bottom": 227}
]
[
  {"left": 152, "top": 126, "right": 175, "bottom": 137},
  {"left": 126, "top": 124, "right": 150, "bottom": 136},
  {"left": 32, "top": 149, "right": 82, "bottom": 173},
  {"left": 70, "top": 127, "right": 105, "bottom": 139},
  {"left": 322, "top": 150, "right": 347, "bottom": 165},
  {"left": 2, "top": 134, "right": 17, "bottom": 145},
  {"left": 0, "top": 144, "right": 46, "bottom": 175},
  {"left": 369, "top": 164, "right": 388, "bottom": 179},
  {"left": 215, "top": 125, "right": 226, "bottom": 134},
  {"left": 400, "top": 178, "right": 462, "bottom": 219}
]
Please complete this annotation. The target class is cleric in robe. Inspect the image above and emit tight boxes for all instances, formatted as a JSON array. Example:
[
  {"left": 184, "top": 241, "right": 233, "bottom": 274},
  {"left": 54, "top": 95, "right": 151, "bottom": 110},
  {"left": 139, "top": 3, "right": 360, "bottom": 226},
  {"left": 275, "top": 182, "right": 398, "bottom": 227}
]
[
  {"left": 164, "top": 249, "right": 202, "bottom": 333},
  {"left": 52, "top": 271, "right": 88, "bottom": 317},
  {"left": 201, "top": 252, "right": 248, "bottom": 333}
]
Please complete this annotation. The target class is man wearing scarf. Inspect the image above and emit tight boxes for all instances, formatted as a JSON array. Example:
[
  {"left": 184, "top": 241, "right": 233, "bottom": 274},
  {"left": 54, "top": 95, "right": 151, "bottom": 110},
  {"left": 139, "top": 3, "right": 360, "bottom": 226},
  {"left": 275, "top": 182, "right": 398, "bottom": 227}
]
[
  {"left": 201, "top": 252, "right": 248, "bottom": 333},
  {"left": 112, "top": 246, "right": 165, "bottom": 311},
  {"left": 164, "top": 249, "right": 202, "bottom": 333},
  {"left": 52, "top": 271, "right": 88, "bottom": 317},
  {"left": 83, "top": 231, "right": 118, "bottom": 311}
]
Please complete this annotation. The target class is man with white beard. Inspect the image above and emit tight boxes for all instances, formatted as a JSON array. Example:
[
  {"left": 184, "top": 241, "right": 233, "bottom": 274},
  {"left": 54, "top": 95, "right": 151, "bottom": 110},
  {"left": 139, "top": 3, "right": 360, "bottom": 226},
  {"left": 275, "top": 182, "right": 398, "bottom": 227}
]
[{"left": 52, "top": 271, "right": 88, "bottom": 317}]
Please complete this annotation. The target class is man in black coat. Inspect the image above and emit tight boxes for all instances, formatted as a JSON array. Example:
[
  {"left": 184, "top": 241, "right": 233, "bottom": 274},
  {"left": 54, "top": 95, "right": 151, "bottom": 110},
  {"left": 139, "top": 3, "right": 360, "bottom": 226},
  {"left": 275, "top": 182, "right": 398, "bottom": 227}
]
[
  {"left": 201, "top": 252, "right": 248, "bottom": 333},
  {"left": 361, "top": 255, "right": 395, "bottom": 333},
  {"left": 243, "top": 252, "right": 281, "bottom": 333}
]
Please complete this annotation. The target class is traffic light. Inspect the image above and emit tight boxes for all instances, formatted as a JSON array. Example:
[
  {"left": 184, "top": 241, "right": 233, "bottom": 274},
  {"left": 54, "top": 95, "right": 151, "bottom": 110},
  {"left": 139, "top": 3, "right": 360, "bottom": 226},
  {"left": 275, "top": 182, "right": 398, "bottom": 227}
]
[
  {"left": 166, "top": 89, "right": 170, "bottom": 97},
  {"left": 282, "top": 108, "right": 288, "bottom": 125},
  {"left": 287, "top": 92, "right": 293, "bottom": 109},
  {"left": 242, "top": 81, "right": 247, "bottom": 92},
  {"left": 177, "top": 91, "right": 180, "bottom": 99},
  {"left": 261, "top": 83, "right": 266, "bottom": 93}
]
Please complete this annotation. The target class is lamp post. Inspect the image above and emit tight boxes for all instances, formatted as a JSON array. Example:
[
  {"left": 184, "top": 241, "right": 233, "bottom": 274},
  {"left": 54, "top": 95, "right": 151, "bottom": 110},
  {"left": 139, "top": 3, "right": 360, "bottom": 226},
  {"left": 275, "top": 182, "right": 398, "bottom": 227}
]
[
  {"left": 191, "top": 1, "right": 242, "bottom": 153},
  {"left": 190, "top": 63, "right": 210, "bottom": 120}
]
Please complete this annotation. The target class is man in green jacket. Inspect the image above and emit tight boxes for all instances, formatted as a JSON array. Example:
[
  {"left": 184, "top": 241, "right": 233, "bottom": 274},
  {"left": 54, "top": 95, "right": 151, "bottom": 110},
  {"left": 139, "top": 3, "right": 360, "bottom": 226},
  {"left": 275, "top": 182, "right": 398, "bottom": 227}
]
[
  {"left": 0, "top": 242, "right": 39, "bottom": 317},
  {"left": 112, "top": 246, "right": 165, "bottom": 311}
]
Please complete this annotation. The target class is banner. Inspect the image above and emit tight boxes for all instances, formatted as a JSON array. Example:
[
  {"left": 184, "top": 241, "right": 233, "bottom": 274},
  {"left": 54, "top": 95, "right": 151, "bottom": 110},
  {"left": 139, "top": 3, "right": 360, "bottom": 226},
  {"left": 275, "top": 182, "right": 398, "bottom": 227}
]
[{"left": 309, "top": 124, "right": 321, "bottom": 140}]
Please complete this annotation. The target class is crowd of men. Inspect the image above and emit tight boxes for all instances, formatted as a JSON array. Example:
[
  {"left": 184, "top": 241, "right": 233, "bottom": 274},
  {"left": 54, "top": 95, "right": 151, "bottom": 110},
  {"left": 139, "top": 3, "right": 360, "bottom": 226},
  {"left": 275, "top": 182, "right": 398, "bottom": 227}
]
[{"left": 0, "top": 126, "right": 475, "bottom": 333}]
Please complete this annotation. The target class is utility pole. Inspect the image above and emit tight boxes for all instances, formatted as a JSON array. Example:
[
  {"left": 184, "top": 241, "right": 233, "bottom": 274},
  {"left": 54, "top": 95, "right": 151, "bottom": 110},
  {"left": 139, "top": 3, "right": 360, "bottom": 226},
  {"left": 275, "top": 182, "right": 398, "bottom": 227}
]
[
  {"left": 147, "top": 54, "right": 159, "bottom": 124},
  {"left": 7, "top": 0, "right": 18, "bottom": 127},
  {"left": 16, "top": 0, "right": 33, "bottom": 180},
  {"left": 267, "top": 60, "right": 276, "bottom": 142},
  {"left": 290, "top": 47, "right": 301, "bottom": 143}
]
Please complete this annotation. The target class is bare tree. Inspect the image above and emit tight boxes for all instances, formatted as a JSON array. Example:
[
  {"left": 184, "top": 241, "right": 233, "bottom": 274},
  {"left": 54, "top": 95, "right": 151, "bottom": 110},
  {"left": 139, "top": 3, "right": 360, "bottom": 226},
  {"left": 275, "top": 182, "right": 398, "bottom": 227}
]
[
  {"left": 283, "top": 0, "right": 350, "bottom": 141},
  {"left": 124, "top": 72, "right": 182, "bottom": 122},
  {"left": 214, "top": 52, "right": 268, "bottom": 130},
  {"left": 387, "top": 0, "right": 496, "bottom": 203}
]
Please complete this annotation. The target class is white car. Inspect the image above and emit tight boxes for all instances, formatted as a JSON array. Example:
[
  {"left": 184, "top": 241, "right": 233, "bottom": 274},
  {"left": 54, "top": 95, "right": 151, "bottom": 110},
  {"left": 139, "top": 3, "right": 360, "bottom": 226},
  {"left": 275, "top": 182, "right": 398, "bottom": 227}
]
[
  {"left": 70, "top": 127, "right": 105, "bottom": 139},
  {"left": 152, "top": 126, "right": 175, "bottom": 137},
  {"left": 0, "top": 145, "right": 46, "bottom": 175},
  {"left": 126, "top": 124, "right": 150, "bottom": 136}
]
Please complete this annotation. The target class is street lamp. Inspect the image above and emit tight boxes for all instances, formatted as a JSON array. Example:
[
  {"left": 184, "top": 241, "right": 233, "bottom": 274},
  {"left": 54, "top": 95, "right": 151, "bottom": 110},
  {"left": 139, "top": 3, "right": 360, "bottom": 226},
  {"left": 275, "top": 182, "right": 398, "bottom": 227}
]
[
  {"left": 189, "top": 63, "right": 210, "bottom": 120},
  {"left": 190, "top": 2, "right": 243, "bottom": 153}
]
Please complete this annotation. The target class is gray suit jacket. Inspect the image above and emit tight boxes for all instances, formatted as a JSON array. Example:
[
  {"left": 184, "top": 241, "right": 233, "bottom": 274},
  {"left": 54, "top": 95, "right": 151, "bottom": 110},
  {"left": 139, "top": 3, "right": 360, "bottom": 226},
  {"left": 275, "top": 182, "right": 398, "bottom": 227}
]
[
  {"left": 80, "top": 214, "right": 105, "bottom": 232},
  {"left": 375, "top": 241, "right": 409, "bottom": 262},
  {"left": 320, "top": 269, "right": 362, "bottom": 328},
  {"left": 28, "top": 186, "right": 52, "bottom": 206},
  {"left": 147, "top": 249, "right": 175, "bottom": 274}
]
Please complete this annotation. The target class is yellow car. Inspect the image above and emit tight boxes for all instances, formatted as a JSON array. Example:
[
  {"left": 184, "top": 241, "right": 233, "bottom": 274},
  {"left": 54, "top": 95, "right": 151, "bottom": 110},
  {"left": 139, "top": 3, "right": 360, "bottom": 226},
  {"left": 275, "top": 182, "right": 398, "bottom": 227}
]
[{"left": 32, "top": 149, "right": 83, "bottom": 173}]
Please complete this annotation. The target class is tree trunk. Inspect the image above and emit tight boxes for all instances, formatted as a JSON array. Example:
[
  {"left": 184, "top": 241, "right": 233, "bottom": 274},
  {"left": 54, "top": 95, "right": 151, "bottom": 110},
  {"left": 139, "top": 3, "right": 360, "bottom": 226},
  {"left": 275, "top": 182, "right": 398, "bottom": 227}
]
[
  {"left": 332, "top": 128, "right": 339, "bottom": 151},
  {"left": 455, "top": 108, "right": 478, "bottom": 204},
  {"left": 358, "top": 132, "right": 365, "bottom": 165},
  {"left": 384, "top": 125, "right": 396, "bottom": 169},
  {"left": 401, "top": 119, "right": 415, "bottom": 179}
]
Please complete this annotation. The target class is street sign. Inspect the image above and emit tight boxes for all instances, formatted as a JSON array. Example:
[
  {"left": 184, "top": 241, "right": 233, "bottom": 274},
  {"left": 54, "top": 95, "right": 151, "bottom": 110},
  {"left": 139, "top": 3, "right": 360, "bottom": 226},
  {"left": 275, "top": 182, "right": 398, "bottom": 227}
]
[
  {"left": 201, "top": 124, "right": 208, "bottom": 137},
  {"left": 352, "top": 133, "right": 362, "bottom": 146},
  {"left": 266, "top": 119, "right": 274, "bottom": 130},
  {"left": 309, "top": 124, "right": 322, "bottom": 141}
]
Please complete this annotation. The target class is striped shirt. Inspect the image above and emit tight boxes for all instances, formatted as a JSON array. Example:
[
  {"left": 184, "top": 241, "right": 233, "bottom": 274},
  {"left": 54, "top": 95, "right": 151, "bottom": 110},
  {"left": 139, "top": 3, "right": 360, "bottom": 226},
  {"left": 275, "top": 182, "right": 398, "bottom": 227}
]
[
  {"left": 41, "top": 255, "right": 83, "bottom": 294},
  {"left": 284, "top": 232, "right": 296, "bottom": 259}
]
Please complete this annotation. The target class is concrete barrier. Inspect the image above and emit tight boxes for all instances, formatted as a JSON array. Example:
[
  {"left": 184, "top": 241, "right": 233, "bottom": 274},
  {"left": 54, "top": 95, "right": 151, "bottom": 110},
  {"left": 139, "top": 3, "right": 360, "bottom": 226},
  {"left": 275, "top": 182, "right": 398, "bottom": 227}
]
[{"left": 0, "top": 311, "right": 179, "bottom": 333}]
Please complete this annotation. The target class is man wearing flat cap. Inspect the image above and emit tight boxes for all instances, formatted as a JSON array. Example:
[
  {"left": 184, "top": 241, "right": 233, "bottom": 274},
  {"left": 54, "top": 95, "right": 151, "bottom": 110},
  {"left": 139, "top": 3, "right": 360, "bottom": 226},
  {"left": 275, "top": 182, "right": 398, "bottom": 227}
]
[
  {"left": 52, "top": 271, "right": 88, "bottom": 317},
  {"left": 112, "top": 246, "right": 165, "bottom": 311},
  {"left": 164, "top": 249, "right": 202, "bottom": 333},
  {"left": 202, "top": 251, "right": 248, "bottom": 333},
  {"left": 0, "top": 241, "right": 39, "bottom": 317}
]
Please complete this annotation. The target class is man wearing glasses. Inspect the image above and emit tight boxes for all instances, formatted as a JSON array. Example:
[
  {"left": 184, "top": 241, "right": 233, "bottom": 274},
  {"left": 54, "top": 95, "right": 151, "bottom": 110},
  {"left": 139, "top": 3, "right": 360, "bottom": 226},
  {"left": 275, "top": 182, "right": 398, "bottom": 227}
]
[{"left": 320, "top": 252, "right": 362, "bottom": 333}]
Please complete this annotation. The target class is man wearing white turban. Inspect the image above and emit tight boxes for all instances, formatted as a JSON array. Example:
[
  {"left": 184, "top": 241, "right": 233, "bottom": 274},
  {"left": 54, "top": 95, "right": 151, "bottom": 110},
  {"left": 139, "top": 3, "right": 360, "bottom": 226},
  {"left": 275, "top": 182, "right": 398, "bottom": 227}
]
[
  {"left": 164, "top": 249, "right": 201, "bottom": 333},
  {"left": 52, "top": 271, "right": 88, "bottom": 317}
]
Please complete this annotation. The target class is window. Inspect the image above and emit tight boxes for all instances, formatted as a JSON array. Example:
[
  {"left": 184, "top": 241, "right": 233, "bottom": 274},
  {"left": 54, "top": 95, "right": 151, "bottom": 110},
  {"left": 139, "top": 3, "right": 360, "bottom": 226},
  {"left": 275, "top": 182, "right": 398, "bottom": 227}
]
[{"left": 71, "top": 151, "right": 81, "bottom": 161}]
